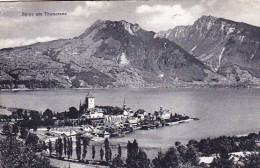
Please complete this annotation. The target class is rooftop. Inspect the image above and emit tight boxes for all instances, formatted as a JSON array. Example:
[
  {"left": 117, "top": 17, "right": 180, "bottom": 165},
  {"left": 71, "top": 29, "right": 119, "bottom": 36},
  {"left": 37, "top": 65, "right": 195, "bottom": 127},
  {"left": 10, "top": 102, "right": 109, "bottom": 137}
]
[{"left": 86, "top": 91, "right": 94, "bottom": 98}]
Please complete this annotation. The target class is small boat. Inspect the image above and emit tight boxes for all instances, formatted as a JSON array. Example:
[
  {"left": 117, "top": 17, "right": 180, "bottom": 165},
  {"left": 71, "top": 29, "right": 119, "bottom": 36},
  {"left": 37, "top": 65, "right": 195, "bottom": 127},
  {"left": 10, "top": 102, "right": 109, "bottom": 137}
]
[
  {"left": 91, "top": 136, "right": 105, "bottom": 142},
  {"left": 98, "top": 131, "right": 110, "bottom": 138},
  {"left": 122, "top": 131, "right": 130, "bottom": 134},
  {"left": 135, "top": 126, "right": 141, "bottom": 130},
  {"left": 149, "top": 124, "right": 156, "bottom": 129},
  {"left": 141, "top": 125, "right": 149, "bottom": 130},
  {"left": 167, "top": 121, "right": 180, "bottom": 126},
  {"left": 110, "top": 133, "right": 119, "bottom": 137}
]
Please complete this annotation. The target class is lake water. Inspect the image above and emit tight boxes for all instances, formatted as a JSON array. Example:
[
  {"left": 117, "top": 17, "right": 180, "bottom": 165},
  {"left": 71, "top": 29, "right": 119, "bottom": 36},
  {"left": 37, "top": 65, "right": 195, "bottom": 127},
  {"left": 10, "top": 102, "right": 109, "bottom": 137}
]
[{"left": 1, "top": 88, "right": 260, "bottom": 150}]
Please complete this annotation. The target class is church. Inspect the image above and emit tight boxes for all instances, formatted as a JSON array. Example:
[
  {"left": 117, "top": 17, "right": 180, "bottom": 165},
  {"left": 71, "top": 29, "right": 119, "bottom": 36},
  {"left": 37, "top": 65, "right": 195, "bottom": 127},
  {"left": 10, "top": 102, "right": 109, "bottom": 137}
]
[{"left": 79, "top": 91, "right": 104, "bottom": 119}]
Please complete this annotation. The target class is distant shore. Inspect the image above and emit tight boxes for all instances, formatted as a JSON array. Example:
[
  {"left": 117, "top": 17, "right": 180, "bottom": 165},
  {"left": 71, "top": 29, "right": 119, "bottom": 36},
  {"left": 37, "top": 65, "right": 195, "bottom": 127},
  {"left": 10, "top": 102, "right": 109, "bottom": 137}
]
[{"left": 1, "top": 84, "right": 259, "bottom": 92}]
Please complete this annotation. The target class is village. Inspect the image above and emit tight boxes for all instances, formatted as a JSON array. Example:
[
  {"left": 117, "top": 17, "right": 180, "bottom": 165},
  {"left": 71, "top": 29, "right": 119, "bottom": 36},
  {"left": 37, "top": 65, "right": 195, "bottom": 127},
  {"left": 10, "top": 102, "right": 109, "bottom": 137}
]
[
  {"left": 0, "top": 91, "right": 196, "bottom": 144},
  {"left": 1, "top": 91, "right": 260, "bottom": 168},
  {"left": 0, "top": 90, "right": 197, "bottom": 167},
  {"left": 33, "top": 91, "right": 195, "bottom": 144}
]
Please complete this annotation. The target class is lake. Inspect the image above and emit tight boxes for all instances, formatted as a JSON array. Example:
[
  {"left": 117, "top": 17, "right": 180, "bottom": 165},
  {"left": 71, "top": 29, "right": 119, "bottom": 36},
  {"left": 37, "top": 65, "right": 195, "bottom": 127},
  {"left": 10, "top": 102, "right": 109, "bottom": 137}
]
[{"left": 1, "top": 88, "right": 260, "bottom": 150}]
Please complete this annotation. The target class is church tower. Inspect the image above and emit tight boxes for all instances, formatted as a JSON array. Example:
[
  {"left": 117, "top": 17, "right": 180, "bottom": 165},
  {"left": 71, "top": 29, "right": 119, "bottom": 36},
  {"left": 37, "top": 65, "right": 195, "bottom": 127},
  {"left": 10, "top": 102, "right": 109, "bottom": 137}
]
[{"left": 85, "top": 91, "right": 95, "bottom": 109}]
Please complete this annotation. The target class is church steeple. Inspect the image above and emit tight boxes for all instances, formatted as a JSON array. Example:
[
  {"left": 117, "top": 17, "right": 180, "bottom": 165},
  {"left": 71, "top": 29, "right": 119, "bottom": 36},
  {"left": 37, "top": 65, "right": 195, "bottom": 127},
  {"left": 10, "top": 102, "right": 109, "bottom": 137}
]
[
  {"left": 86, "top": 91, "right": 94, "bottom": 98},
  {"left": 123, "top": 97, "right": 126, "bottom": 109},
  {"left": 79, "top": 100, "right": 82, "bottom": 112}
]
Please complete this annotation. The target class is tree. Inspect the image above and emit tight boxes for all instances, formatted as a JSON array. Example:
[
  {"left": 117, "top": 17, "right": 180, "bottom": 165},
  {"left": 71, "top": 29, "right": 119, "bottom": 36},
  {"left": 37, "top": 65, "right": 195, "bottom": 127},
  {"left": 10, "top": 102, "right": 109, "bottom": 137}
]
[
  {"left": 76, "top": 137, "right": 81, "bottom": 160},
  {"left": 20, "top": 127, "right": 28, "bottom": 139},
  {"left": 152, "top": 151, "right": 165, "bottom": 168},
  {"left": 43, "top": 109, "right": 53, "bottom": 119},
  {"left": 118, "top": 144, "right": 122, "bottom": 158},
  {"left": 128, "top": 150, "right": 150, "bottom": 168},
  {"left": 48, "top": 140, "right": 52, "bottom": 156},
  {"left": 63, "top": 137, "right": 67, "bottom": 156},
  {"left": 67, "top": 138, "right": 72, "bottom": 159},
  {"left": 31, "top": 111, "right": 40, "bottom": 131},
  {"left": 175, "top": 141, "right": 188, "bottom": 159},
  {"left": 58, "top": 137, "right": 63, "bottom": 158},
  {"left": 12, "top": 124, "right": 19, "bottom": 136},
  {"left": 126, "top": 140, "right": 150, "bottom": 168},
  {"left": 112, "top": 156, "right": 124, "bottom": 168},
  {"left": 132, "top": 139, "right": 139, "bottom": 155},
  {"left": 105, "top": 138, "right": 112, "bottom": 162},
  {"left": 0, "top": 137, "right": 54, "bottom": 168},
  {"left": 69, "top": 138, "right": 73, "bottom": 159},
  {"left": 239, "top": 139, "right": 257, "bottom": 151},
  {"left": 25, "top": 133, "right": 39, "bottom": 146},
  {"left": 210, "top": 146, "right": 235, "bottom": 168},
  {"left": 55, "top": 139, "right": 58, "bottom": 156},
  {"left": 126, "top": 139, "right": 139, "bottom": 165},
  {"left": 162, "top": 147, "right": 181, "bottom": 168},
  {"left": 82, "top": 139, "right": 89, "bottom": 160},
  {"left": 68, "top": 107, "right": 78, "bottom": 119},
  {"left": 42, "top": 141, "right": 47, "bottom": 150},
  {"left": 239, "top": 151, "right": 260, "bottom": 168},
  {"left": 16, "top": 108, "right": 23, "bottom": 119},
  {"left": 92, "top": 145, "right": 96, "bottom": 160},
  {"left": 100, "top": 148, "right": 104, "bottom": 161},
  {"left": 184, "top": 145, "right": 200, "bottom": 165},
  {"left": 2, "top": 123, "right": 11, "bottom": 136},
  {"left": 109, "top": 148, "right": 112, "bottom": 162}
]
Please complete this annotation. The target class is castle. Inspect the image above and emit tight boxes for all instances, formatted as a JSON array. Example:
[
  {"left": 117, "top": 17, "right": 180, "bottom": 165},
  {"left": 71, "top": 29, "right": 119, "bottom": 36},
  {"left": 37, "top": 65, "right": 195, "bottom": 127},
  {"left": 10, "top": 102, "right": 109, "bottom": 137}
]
[
  {"left": 80, "top": 91, "right": 104, "bottom": 119},
  {"left": 80, "top": 91, "right": 95, "bottom": 111}
]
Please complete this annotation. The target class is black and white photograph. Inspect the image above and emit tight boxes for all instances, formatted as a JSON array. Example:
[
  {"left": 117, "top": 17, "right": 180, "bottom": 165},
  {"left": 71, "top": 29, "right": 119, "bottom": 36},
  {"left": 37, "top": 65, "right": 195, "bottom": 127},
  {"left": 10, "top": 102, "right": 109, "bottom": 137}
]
[{"left": 0, "top": 1, "right": 260, "bottom": 167}]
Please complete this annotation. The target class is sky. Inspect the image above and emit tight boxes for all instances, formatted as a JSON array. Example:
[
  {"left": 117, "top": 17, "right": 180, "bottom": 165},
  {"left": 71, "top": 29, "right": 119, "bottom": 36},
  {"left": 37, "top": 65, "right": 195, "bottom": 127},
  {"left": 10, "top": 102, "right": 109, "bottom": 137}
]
[{"left": 0, "top": 0, "right": 259, "bottom": 49}]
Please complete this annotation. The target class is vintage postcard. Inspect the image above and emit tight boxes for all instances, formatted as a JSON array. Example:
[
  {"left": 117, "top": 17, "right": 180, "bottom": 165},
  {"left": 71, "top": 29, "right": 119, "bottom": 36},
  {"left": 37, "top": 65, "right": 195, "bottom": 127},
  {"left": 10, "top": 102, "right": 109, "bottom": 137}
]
[{"left": 0, "top": 1, "right": 259, "bottom": 168}]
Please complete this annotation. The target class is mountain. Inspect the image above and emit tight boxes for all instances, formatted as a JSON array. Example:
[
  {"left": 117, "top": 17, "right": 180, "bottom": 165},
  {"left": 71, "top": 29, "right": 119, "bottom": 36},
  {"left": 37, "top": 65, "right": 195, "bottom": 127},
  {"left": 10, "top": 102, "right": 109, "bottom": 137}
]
[
  {"left": 156, "top": 15, "right": 260, "bottom": 86},
  {"left": 0, "top": 20, "right": 221, "bottom": 89}
]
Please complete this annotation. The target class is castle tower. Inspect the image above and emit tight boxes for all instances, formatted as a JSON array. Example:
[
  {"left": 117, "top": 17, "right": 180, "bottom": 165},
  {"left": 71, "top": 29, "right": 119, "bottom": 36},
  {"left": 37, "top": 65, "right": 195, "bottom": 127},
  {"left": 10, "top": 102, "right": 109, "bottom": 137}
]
[{"left": 85, "top": 91, "right": 95, "bottom": 109}]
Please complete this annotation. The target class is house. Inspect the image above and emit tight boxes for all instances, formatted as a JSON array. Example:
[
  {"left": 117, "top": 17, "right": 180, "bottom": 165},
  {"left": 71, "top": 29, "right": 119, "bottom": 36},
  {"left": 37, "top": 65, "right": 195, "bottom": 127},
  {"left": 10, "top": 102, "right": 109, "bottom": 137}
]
[
  {"left": 154, "top": 107, "right": 171, "bottom": 120},
  {"left": 135, "top": 109, "right": 147, "bottom": 120},
  {"left": 79, "top": 91, "right": 104, "bottom": 119},
  {"left": 127, "top": 117, "right": 139, "bottom": 126},
  {"left": 122, "top": 99, "right": 134, "bottom": 117},
  {"left": 104, "top": 114, "right": 127, "bottom": 126},
  {"left": 85, "top": 108, "right": 104, "bottom": 119},
  {"left": 123, "top": 107, "right": 134, "bottom": 117},
  {"left": 47, "top": 127, "right": 78, "bottom": 142}
]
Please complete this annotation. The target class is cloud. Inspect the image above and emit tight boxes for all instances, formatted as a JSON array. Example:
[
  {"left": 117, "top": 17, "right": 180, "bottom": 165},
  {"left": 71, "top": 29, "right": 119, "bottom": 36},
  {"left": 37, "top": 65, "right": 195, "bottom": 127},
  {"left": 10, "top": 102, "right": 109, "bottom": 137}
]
[
  {"left": 85, "top": 2, "right": 111, "bottom": 8},
  {"left": 71, "top": 6, "right": 85, "bottom": 16},
  {"left": 136, "top": 4, "right": 203, "bottom": 31},
  {"left": 136, "top": 5, "right": 160, "bottom": 14},
  {"left": 71, "top": 2, "right": 111, "bottom": 17},
  {"left": 136, "top": 0, "right": 260, "bottom": 32},
  {"left": 0, "top": 37, "right": 57, "bottom": 49}
]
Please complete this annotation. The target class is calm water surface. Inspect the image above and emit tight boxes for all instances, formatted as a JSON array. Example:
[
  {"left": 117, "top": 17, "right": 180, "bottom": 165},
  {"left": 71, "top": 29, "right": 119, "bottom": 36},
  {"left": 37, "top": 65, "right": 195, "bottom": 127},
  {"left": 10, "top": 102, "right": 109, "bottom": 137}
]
[{"left": 1, "top": 88, "right": 260, "bottom": 150}]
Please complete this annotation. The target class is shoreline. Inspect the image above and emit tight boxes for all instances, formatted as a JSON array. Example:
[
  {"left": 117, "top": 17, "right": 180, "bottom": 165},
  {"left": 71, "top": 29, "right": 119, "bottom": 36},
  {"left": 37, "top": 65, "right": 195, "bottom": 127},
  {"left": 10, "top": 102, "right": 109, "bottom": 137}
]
[{"left": 1, "top": 85, "right": 259, "bottom": 93}]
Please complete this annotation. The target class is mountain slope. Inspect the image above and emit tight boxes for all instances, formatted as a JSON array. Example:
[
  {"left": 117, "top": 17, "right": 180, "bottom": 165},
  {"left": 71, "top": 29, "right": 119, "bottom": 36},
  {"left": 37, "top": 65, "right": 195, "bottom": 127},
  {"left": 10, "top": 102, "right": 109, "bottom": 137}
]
[
  {"left": 0, "top": 20, "right": 217, "bottom": 89},
  {"left": 157, "top": 15, "right": 260, "bottom": 85}
]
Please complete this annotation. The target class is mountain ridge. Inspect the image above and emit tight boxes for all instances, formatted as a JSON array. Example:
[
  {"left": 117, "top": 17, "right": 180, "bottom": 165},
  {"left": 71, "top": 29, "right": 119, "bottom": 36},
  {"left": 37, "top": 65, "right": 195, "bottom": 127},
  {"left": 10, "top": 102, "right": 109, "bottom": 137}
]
[
  {"left": 0, "top": 17, "right": 259, "bottom": 90},
  {"left": 156, "top": 15, "right": 260, "bottom": 86}
]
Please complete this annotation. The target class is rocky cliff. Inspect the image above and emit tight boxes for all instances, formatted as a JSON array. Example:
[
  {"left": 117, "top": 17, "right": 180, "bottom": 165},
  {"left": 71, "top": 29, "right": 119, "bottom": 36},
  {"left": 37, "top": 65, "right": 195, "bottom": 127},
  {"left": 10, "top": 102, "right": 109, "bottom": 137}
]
[{"left": 156, "top": 16, "right": 260, "bottom": 86}]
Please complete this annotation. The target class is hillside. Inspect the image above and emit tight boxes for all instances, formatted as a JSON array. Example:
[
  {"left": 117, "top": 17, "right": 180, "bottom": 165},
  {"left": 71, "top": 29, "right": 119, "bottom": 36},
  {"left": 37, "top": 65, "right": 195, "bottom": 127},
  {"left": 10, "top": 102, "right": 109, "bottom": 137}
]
[
  {"left": 0, "top": 19, "right": 223, "bottom": 89},
  {"left": 156, "top": 15, "right": 260, "bottom": 86}
]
